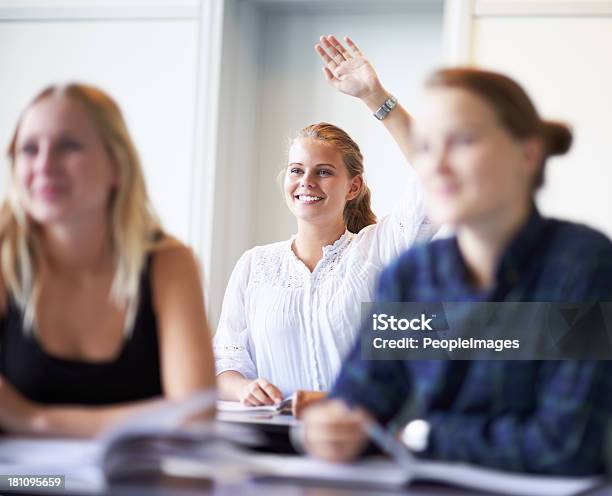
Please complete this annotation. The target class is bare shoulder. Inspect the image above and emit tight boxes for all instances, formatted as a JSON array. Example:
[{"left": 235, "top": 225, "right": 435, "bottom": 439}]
[
  {"left": 151, "top": 236, "right": 200, "bottom": 278},
  {"left": 149, "top": 236, "right": 203, "bottom": 305}
]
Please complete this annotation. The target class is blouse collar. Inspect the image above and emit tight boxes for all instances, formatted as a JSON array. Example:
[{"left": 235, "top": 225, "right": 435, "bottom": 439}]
[
  {"left": 321, "top": 229, "right": 353, "bottom": 258},
  {"left": 288, "top": 229, "right": 354, "bottom": 262}
]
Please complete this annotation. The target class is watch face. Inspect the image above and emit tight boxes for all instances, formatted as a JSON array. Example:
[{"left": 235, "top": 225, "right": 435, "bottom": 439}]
[{"left": 401, "top": 419, "right": 430, "bottom": 452}]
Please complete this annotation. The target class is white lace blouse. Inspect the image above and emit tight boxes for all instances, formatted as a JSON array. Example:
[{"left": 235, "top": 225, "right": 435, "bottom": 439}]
[{"left": 213, "top": 184, "right": 435, "bottom": 397}]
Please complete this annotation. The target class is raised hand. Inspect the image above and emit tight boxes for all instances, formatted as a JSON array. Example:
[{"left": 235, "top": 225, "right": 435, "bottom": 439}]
[
  {"left": 315, "top": 35, "right": 384, "bottom": 102},
  {"left": 315, "top": 34, "right": 416, "bottom": 165}
]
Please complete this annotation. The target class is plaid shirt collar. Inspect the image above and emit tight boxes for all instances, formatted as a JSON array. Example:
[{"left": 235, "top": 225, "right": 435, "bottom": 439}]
[{"left": 439, "top": 205, "right": 545, "bottom": 300}]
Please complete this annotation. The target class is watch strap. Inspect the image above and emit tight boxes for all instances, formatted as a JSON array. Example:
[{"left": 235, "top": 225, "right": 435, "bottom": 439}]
[{"left": 373, "top": 95, "right": 397, "bottom": 121}]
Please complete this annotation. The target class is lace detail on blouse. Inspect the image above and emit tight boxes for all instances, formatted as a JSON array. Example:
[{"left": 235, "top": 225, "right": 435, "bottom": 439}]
[
  {"left": 313, "top": 231, "right": 355, "bottom": 285},
  {"left": 250, "top": 231, "right": 356, "bottom": 288},
  {"left": 251, "top": 241, "right": 307, "bottom": 288}
]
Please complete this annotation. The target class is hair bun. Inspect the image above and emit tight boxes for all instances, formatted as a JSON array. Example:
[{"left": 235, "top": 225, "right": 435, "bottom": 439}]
[{"left": 542, "top": 121, "right": 572, "bottom": 157}]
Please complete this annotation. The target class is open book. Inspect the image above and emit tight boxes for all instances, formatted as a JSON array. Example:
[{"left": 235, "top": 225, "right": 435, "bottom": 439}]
[
  {"left": 0, "top": 393, "right": 605, "bottom": 496},
  {"left": 217, "top": 397, "right": 293, "bottom": 414},
  {"left": 217, "top": 391, "right": 327, "bottom": 418}
]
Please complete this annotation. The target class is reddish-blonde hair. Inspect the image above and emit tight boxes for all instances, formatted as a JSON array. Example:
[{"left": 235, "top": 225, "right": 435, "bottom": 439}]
[
  {"left": 294, "top": 122, "right": 376, "bottom": 233},
  {"left": 426, "top": 68, "right": 572, "bottom": 189}
]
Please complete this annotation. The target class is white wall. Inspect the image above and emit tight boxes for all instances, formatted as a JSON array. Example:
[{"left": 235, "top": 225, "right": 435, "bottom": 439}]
[
  {"left": 0, "top": 14, "right": 200, "bottom": 244},
  {"left": 473, "top": 15, "right": 612, "bottom": 238},
  {"left": 446, "top": 0, "right": 612, "bottom": 238}
]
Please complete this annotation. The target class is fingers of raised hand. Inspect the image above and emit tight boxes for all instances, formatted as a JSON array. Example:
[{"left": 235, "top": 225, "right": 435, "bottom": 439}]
[
  {"left": 322, "top": 67, "right": 335, "bottom": 81},
  {"left": 328, "top": 35, "right": 352, "bottom": 60},
  {"left": 344, "top": 35, "right": 363, "bottom": 56},
  {"left": 321, "top": 35, "right": 348, "bottom": 65},
  {"left": 315, "top": 43, "right": 337, "bottom": 70}
]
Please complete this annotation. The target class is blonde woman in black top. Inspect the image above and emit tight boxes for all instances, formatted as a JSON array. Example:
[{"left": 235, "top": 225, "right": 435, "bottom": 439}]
[{"left": 0, "top": 84, "right": 215, "bottom": 437}]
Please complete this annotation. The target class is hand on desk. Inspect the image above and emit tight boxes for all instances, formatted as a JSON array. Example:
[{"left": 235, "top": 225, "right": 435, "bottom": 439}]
[
  {"left": 239, "top": 378, "right": 284, "bottom": 406},
  {"left": 301, "top": 399, "right": 372, "bottom": 462}
]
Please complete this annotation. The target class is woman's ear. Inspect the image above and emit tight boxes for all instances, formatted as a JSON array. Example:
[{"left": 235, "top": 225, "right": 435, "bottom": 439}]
[
  {"left": 521, "top": 137, "right": 545, "bottom": 181},
  {"left": 347, "top": 175, "right": 363, "bottom": 201}
]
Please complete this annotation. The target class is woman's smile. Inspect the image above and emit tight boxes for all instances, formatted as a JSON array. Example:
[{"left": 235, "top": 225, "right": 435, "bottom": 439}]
[{"left": 294, "top": 194, "right": 324, "bottom": 204}]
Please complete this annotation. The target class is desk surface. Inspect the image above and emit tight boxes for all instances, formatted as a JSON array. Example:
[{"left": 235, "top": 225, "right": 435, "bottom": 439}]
[
  {"left": 52, "top": 478, "right": 612, "bottom": 496},
  {"left": 2, "top": 431, "right": 611, "bottom": 496}
]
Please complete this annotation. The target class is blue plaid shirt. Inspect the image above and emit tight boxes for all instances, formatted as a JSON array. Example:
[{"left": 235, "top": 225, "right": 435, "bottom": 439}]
[{"left": 331, "top": 208, "right": 612, "bottom": 475}]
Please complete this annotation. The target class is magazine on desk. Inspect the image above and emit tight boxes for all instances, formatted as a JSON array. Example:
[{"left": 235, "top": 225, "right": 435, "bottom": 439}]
[{"left": 0, "top": 392, "right": 605, "bottom": 496}]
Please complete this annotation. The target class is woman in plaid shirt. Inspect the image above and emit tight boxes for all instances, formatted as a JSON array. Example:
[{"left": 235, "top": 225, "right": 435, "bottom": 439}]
[{"left": 303, "top": 36, "right": 612, "bottom": 475}]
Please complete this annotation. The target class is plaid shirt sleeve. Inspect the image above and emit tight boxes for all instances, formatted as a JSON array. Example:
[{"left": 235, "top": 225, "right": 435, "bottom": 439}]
[{"left": 424, "top": 360, "right": 612, "bottom": 475}]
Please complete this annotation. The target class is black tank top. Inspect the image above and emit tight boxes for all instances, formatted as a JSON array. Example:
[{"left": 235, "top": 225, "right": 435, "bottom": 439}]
[{"left": 0, "top": 255, "right": 162, "bottom": 405}]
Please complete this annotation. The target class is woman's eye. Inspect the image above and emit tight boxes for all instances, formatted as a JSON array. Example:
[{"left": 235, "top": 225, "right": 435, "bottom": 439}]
[
  {"left": 290, "top": 168, "right": 303, "bottom": 174},
  {"left": 451, "top": 134, "right": 476, "bottom": 146},
  {"left": 20, "top": 143, "right": 38, "bottom": 156},
  {"left": 318, "top": 169, "right": 332, "bottom": 177}
]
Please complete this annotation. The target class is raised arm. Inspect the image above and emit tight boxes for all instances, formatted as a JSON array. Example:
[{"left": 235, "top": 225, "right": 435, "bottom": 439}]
[
  {"left": 0, "top": 242, "right": 216, "bottom": 437},
  {"left": 315, "top": 35, "right": 416, "bottom": 163}
]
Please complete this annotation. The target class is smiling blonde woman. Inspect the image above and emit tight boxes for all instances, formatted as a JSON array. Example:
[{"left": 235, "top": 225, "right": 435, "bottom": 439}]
[{"left": 214, "top": 118, "right": 435, "bottom": 405}]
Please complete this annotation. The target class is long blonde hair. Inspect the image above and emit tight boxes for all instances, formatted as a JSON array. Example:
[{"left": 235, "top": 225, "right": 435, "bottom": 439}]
[{"left": 2, "top": 83, "right": 163, "bottom": 334}]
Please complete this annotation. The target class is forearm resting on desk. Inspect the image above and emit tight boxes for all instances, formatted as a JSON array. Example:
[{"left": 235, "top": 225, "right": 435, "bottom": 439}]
[
  {"left": 217, "top": 370, "right": 251, "bottom": 401},
  {"left": 8, "top": 398, "right": 166, "bottom": 438}
]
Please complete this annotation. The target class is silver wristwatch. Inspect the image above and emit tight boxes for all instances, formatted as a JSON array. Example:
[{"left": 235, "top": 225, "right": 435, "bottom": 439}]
[
  {"left": 373, "top": 95, "right": 397, "bottom": 121},
  {"left": 400, "top": 419, "right": 431, "bottom": 453}
]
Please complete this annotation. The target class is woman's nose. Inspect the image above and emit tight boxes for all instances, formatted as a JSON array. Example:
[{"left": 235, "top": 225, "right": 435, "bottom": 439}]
[
  {"left": 430, "top": 144, "right": 452, "bottom": 174},
  {"left": 34, "top": 145, "right": 57, "bottom": 173},
  {"left": 300, "top": 171, "right": 317, "bottom": 188}
]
